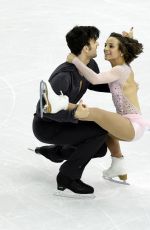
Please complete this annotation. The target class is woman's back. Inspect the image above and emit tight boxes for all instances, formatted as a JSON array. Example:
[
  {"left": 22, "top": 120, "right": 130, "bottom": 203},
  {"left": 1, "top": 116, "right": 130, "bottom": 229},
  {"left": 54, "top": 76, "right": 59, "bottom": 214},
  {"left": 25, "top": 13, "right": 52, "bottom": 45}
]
[
  {"left": 109, "top": 65, "right": 141, "bottom": 115},
  {"left": 123, "top": 71, "right": 141, "bottom": 111}
]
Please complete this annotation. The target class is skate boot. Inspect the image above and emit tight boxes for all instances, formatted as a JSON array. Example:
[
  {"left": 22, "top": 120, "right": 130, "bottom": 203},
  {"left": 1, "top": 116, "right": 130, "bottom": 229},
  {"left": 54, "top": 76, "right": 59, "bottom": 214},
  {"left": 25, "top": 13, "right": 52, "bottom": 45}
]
[
  {"left": 103, "top": 156, "right": 129, "bottom": 185},
  {"left": 40, "top": 80, "right": 69, "bottom": 118},
  {"left": 54, "top": 173, "right": 95, "bottom": 199}
]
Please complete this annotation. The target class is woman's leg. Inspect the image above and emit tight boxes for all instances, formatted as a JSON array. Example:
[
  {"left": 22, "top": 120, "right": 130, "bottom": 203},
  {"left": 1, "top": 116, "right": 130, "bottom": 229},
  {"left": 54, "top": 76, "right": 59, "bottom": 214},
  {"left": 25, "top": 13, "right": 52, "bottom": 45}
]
[
  {"left": 75, "top": 107, "right": 135, "bottom": 141},
  {"left": 106, "top": 135, "right": 122, "bottom": 157},
  {"left": 75, "top": 105, "right": 133, "bottom": 181}
]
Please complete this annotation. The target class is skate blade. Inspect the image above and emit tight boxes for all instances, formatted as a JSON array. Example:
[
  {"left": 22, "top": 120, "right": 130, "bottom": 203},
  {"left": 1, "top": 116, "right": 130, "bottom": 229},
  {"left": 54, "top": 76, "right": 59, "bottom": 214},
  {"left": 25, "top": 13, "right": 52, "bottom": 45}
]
[
  {"left": 40, "top": 80, "right": 45, "bottom": 118},
  {"left": 103, "top": 176, "right": 130, "bottom": 185},
  {"left": 27, "top": 148, "right": 35, "bottom": 152},
  {"left": 40, "top": 80, "right": 51, "bottom": 117},
  {"left": 54, "top": 190, "right": 95, "bottom": 199}
]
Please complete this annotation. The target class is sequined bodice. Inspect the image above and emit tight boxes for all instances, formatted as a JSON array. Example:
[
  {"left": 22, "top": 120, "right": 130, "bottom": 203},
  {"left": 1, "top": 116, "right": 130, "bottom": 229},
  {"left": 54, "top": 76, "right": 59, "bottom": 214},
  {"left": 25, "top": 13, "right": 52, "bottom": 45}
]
[{"left": 109, "top": 81, "right": 140, "bottom": 115}]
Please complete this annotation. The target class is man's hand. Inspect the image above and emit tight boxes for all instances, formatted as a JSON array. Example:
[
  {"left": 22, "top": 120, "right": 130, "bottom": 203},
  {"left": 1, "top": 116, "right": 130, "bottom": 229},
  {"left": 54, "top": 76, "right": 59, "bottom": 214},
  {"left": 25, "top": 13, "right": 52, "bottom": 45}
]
[{"left": 67, "top": 53, "right": 76, "bottom": 63}]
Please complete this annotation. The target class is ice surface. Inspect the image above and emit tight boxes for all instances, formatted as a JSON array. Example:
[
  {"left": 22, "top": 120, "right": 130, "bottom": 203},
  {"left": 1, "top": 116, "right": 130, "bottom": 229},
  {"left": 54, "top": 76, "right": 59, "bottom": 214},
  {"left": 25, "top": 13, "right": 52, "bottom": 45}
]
[{"left": 0, "top": 0, "right": 150, "bottom": 229}]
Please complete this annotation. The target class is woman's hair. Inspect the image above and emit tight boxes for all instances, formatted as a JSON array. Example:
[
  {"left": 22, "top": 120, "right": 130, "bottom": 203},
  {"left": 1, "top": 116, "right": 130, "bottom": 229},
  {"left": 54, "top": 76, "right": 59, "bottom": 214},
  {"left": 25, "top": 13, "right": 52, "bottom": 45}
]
[
  {"left": 109, "top": 32, "right": 143, "bottom": 64},
  {"left": 66, "top": 26, "right": 100, "bottom": 55}
]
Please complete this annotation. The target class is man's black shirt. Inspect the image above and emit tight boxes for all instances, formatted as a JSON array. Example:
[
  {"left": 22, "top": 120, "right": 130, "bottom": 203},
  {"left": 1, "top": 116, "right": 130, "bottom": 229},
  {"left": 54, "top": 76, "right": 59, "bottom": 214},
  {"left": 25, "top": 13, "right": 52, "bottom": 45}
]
[{"left": 36, "top": 59, "right": 110, "bottom": 123}]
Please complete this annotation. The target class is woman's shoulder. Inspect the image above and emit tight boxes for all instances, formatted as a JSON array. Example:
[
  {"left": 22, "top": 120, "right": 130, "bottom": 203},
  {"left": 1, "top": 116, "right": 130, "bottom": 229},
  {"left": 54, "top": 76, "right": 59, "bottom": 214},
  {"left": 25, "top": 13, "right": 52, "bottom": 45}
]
[{"left": 112, "top": 64, "right": 131, "bottom": 77}]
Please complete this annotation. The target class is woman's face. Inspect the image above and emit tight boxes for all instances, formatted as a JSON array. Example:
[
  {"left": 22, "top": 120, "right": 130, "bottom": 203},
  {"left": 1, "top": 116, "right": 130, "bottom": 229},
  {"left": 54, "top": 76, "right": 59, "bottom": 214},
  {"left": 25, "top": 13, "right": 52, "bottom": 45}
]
[{"left": 104, "top": 36, "right": 122, "bottom": 61}]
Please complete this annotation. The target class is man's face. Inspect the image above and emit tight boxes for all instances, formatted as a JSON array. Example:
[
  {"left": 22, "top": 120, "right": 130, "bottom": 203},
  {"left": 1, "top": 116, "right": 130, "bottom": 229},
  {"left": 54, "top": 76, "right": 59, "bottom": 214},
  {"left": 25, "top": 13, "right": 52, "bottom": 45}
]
[
  {"left": 104, "top": 37, "right": 121, "bottom": 61},
  {"left": 87, "top": 39, "right": 99, "bottom": 59}
]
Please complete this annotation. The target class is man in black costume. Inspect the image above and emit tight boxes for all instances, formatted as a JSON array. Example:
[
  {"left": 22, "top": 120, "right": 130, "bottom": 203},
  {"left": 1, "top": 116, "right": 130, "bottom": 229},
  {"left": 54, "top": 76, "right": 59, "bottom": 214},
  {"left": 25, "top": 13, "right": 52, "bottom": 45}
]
[{"left": 32, "top": 26, "right": 110, "bottom": 198}]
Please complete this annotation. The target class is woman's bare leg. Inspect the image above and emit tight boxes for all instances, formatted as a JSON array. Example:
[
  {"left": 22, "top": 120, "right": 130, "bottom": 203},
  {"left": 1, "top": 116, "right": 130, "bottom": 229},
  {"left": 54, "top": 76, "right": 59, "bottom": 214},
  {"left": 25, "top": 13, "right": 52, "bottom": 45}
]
[
  {"left": 76, "top": 107, "right": 135, "bottom": 141},
  {"left": 106, "top": 135, "right": 123, "bottom": 158},
  {"left": 74, "top": 104, "right": 129, "bottom": 181}
]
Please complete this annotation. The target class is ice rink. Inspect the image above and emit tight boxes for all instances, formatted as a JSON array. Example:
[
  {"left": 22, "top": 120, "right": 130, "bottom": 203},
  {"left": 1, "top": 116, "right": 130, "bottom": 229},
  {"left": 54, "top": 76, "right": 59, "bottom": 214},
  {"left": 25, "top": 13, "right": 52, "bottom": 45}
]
[{"left": 0, "top": 0, "right": 150, "bottom": 229}]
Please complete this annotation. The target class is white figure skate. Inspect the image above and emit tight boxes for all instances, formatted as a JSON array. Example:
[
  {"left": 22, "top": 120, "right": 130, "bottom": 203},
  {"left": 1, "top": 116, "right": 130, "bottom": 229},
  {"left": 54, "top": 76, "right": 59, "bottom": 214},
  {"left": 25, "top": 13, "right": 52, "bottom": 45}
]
[
  {"left": 103, "top": 156, "right": 130, "bottom": 185},
  {"left": 40, "top": 80, "right": 69, "bottom": 118}
]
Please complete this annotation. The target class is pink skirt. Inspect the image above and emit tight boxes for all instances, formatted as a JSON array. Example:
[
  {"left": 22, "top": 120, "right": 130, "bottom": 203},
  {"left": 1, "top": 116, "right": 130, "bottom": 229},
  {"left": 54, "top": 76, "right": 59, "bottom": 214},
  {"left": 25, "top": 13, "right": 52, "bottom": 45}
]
[{"left": 123, "top": 114, "right": 150, "bottom": 141}]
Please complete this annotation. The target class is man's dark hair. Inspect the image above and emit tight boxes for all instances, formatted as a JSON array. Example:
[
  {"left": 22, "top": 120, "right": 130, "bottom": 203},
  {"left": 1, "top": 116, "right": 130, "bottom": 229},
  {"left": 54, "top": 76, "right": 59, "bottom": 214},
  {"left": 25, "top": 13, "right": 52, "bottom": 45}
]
[
  {"left": 110, "top": 32, "right": 143, "bottom": 64},
  {"left": 66, "top": 26, "right": 100, "bottom": 55}
]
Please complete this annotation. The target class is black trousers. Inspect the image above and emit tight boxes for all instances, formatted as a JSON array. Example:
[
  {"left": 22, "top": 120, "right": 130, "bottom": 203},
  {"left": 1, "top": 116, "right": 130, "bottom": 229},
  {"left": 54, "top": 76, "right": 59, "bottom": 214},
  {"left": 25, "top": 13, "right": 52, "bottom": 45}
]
[{"left": 32, "top": 114, "right": 107, "bottom": 180}]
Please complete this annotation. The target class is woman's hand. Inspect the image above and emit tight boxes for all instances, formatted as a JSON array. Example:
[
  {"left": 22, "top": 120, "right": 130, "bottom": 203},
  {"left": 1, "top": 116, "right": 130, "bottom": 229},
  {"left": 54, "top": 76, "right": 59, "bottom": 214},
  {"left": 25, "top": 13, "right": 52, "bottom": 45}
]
[
  {"left": 75, "top": 100, "right": 90, "bottom": 119},
  {"left": 122, "top": 27, "right": 133, "bottom": 38},
  {"left": 67, "top": 53, "right": 76, "bottom": 63}
]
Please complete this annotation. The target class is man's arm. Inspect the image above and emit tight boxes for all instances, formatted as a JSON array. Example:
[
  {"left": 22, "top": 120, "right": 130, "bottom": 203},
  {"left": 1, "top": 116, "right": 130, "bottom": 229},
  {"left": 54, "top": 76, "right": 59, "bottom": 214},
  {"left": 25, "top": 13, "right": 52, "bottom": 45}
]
[{"left": 89, "top": 83, "right": 110, "bottom": 92}]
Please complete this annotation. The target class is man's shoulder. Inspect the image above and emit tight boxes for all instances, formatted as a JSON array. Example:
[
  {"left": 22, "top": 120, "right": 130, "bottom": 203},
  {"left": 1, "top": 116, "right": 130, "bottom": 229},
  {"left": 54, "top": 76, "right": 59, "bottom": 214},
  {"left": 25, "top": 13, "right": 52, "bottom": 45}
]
[
  {"left": 51, "top": 62, "right": 76, "bottom": 76},
  {"left": 49, "top": 62, "right": 77, "bottom": 82}
]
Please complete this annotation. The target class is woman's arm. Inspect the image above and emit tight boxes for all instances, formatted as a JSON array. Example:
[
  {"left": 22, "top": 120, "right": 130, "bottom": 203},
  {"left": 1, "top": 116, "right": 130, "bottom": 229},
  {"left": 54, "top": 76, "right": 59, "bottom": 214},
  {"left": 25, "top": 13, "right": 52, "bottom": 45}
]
[{"left": 72, "top": 57, "right": 122, "bottom": 85}]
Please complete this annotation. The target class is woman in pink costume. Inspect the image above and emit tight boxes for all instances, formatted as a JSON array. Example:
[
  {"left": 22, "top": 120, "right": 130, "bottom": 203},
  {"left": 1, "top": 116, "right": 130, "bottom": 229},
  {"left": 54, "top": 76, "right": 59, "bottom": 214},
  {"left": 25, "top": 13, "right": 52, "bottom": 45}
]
[{"left": 40, "top": 29, "right": 150, "bottom": 183}]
